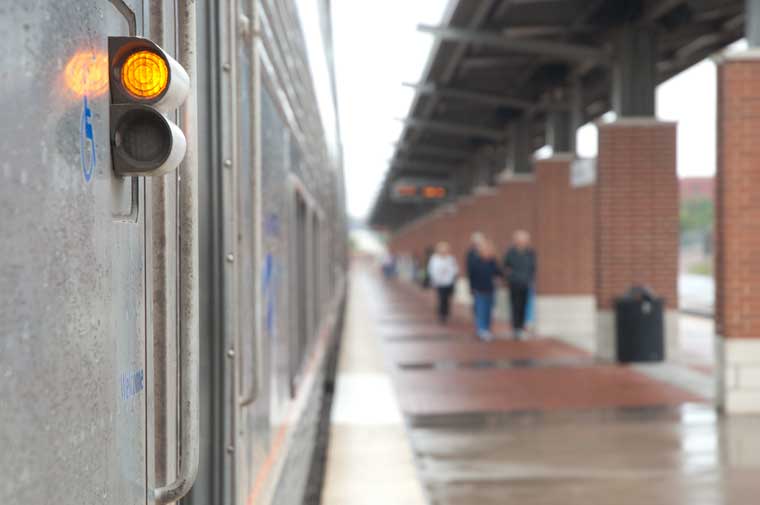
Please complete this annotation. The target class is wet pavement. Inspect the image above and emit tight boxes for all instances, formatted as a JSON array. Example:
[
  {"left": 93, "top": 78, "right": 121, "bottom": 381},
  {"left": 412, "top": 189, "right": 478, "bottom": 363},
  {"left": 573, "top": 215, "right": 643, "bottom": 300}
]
[
  {"left": 321, "top": 262, "right": 426, "bottom": 505},
  {"left": 413, "top": 406, "right": 760, "bottom": 505},
  {"left": 338, "top": 260, "right": 760, "bottom": 505}
]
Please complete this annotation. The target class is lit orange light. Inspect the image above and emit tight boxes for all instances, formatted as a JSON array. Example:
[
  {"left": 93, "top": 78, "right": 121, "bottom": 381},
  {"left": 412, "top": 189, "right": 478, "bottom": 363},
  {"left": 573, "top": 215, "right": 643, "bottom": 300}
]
[
  {"left": 121, "top": 50, "right": 168, "bottom": 99},
  {"left": 64, "top": 50, "right": 109, "bottom": 97},
  {"left": 422, "top": 186, "right": 447, "bottom": 199},
  {"left": 395, "top": 185, "right": 417, "bottom": 197}
]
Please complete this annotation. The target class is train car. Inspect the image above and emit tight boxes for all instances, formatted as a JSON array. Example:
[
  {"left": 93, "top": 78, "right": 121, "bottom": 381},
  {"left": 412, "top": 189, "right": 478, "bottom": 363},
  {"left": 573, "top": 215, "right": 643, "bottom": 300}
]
[{"left": 0, "top": 1, "right": 347, "bottom": 505}]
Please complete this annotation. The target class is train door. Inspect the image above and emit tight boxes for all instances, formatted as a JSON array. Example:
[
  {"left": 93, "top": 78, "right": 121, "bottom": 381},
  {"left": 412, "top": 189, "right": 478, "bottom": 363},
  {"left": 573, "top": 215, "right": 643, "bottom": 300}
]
[
  {"left": 0, "top": 1, "right": 149, "bottom": 504},
  {"left": 187, "top": 0, "right": 242, "bottom": 504},
  {"left": 293, "top": 192, "right": 310, "bottom": 390}
]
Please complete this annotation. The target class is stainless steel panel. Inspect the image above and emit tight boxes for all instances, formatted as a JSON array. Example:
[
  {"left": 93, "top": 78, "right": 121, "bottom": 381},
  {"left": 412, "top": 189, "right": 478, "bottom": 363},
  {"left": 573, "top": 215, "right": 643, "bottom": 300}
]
[
  {"left": 235, "top": 3, "right": 272, "bottom": 499},
  {"left": 219, "top": 1, "right": 239, "bottom": 504},
  {"left": 0, "top": 1, "right": 148, "bottom": 504}
]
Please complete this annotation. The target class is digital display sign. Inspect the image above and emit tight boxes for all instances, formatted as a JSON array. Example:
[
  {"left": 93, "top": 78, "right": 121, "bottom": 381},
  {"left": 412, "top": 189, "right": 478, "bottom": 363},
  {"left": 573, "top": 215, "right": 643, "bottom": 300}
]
[{"left": 390, "top": 178, "right": 451, "bottom": 203}]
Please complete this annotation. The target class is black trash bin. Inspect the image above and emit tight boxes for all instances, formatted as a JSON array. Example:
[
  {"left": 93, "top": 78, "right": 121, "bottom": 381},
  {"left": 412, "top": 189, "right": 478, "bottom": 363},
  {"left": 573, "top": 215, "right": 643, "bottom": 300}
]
[{"left": 614, "top": 286, "right": 664, "bottom": 363}]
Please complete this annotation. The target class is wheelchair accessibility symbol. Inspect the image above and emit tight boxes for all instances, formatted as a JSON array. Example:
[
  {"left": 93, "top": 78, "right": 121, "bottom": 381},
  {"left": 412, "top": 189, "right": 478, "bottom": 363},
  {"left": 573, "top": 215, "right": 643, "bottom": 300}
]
[{"left": 80, "top": 96, "right": 96, "bottom": 183}]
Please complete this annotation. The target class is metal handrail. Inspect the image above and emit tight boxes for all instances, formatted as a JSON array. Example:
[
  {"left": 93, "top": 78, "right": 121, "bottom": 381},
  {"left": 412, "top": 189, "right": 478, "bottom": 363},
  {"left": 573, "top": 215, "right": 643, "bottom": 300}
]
[
  {"left": 240, "top": 8, "right": 260, "bottom": 408},
  {"left": 153, "top": 0, "right": 199, "bottom": 502}
]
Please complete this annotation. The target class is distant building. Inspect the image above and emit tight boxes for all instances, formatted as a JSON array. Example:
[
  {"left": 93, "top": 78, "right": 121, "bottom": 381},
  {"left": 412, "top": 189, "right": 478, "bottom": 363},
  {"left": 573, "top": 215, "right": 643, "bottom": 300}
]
[{"left": 680, "top": 177, "right": 714, "bottom": 200}]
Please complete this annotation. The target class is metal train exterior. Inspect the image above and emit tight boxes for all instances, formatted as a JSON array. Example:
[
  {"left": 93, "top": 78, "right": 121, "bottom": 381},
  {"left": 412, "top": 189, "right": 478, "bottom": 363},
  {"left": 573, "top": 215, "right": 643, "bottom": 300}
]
[{"left": 0, "top": 1, "right": 348, "bottom": 505}]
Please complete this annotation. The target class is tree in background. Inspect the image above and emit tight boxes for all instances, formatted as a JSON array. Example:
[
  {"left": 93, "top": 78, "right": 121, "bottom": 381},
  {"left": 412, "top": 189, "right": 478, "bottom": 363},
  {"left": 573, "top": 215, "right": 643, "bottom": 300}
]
[
  {"left": 680, "top": 197, "right": 714, "bottom": 275},
  {"left": 680, "top": 198, "right": 713, "bottom": 235}
]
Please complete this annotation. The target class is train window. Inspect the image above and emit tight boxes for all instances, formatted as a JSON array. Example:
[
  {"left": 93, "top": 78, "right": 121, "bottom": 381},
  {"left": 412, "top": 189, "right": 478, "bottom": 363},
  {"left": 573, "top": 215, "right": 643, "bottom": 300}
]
[
  {"left": 310, "top": 213, "right": 319, "bottom": 341},
  {"left": 293, "top": 192, "right": 309, "bottom": 390}
]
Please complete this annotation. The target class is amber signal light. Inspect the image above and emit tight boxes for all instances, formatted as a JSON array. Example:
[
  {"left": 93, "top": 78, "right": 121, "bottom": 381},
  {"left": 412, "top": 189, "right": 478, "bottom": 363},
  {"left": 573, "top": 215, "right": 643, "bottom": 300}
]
[
  {"left": 121, "top": 50, "right": 169, "bottom": 99},
  {"left": 422, "top": 186, "right": 447, "bottom": 199},
  {"left": 395, "top": 185, "right": 418, "bottom": 197}
]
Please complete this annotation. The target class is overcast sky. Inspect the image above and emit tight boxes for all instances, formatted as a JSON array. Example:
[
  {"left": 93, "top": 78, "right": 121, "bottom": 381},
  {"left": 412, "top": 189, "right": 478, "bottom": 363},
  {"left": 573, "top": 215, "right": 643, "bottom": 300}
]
[{"left": 332, "top": 1, "right": 726, "bottom": 220}]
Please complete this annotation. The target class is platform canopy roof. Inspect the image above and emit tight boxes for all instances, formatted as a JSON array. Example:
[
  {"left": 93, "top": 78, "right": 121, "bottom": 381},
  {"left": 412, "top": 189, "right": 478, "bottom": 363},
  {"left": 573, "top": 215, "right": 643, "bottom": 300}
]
[{"left": 369, "top": 0, "right": 743, "bottom": 229}]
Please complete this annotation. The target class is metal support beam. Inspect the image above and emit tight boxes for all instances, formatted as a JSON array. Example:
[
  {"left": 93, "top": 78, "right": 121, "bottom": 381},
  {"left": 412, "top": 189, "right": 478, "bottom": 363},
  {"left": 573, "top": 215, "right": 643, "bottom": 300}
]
[
  {"left": 418, "top": 24, "right": 609, "bottom": 63},
  {"left": 395, "top": 142, "right": 473, "bottom": 159},
  {"left": 507, "top": 116, "right": 534, "bottom": 175},
  {"left": 400, "top": 117, "right": 505, "bottom": 141},
  {"left": 645, "top": 0, "right": 687, "bottom": 22},
  {"left": 405, "top": 0, "right": 498, "bottom": 146},
  {"left": 405, "top": 82, "right": 572, "bottom": 113},
  {"left": 612, "top": 25, "right": 657, "bottom": 117},
  {"left": 460, "top": 55, "right": 528, "bottom": 70},
  {"left": 575, "top": 0, "right": 607, "bottom": 26},
  {"left": 390, "top": 160, "right": 457, "bottom": 173},
  {"left": 404, "top": 82, "right": 535, "bottom": 109},
  {"left": 747, "top": 0, "right": 760, "bottom": 47}
]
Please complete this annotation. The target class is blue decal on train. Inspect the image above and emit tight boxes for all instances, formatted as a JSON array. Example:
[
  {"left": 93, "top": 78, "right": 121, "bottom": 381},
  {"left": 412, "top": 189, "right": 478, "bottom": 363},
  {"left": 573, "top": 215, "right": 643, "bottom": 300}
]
[
  {"left": 80, "top": 96, "right": 96, "bottom": 183},
  {"left": 120, "top": 369, "right": 145, "bottom": 401},
  {"left": 264, "top": 213, "right": 280, "bottom": 237},
  {"left": 262, "top": 253, "right": 277, "bottom": 336}
]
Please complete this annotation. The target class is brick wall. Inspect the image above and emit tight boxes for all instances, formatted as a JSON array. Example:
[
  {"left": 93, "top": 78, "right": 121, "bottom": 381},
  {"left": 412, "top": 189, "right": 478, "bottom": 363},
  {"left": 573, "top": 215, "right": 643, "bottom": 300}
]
[
  {"left": 534, "top": 157, "right": 595, "bottom": 295},
  {"left": 595, "top": 120, "right": 679, "bottom": 310},
  {"left": 716, "top": 57, "right": 760, "bottom": 339},
  {"left": 389, "top": 180, "right": 536, "bottom": 270}
]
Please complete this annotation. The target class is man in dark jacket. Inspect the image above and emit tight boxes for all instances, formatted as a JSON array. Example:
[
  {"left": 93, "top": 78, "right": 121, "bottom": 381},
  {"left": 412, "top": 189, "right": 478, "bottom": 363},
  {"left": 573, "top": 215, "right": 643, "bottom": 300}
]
[
  {"left": 503, "top": 230, "right": 536, "bottom": 339},
  {"left": 466, "top": 232, "right": 484, "bottom": 317},
  {"left": 470, "top": 238, "right": 501, "bottom": 341}
]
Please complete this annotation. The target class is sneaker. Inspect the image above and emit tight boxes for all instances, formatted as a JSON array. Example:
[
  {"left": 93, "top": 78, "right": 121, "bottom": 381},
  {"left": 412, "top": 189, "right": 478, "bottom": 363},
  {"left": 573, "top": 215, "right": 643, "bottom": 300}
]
[
  {"left": 514, "top": 329, "right": 524, "bottom": 340},
  {"left": 478, "top": 330, "right": 494, "bottom": 342}
]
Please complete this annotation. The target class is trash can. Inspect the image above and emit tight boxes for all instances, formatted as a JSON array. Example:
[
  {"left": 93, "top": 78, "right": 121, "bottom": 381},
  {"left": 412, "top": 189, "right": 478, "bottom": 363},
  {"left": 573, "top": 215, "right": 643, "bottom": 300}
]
[{"left": 614, "top": 286, "right": 664, "bottom": 363}]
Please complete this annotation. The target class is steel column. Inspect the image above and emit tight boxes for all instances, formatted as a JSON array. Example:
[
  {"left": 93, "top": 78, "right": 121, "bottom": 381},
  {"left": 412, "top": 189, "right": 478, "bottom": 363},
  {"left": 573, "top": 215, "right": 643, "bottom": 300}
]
[
  {"left": 546, "top": 108, "right": 573, "bottom": 153},
  {"left": 612, "top": 25, "right": 657, "bottom": 117},
  {"left": 747, "top": 0, "right": 760, "bottom": 47},
  {"left": 507, "top": 116, "right": 533, "bottom": 175}
]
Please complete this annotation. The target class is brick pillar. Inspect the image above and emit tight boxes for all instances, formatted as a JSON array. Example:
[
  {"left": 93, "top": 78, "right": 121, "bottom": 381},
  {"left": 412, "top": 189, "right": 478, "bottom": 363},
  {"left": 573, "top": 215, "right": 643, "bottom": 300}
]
[
  {"left": 716, "top": 52, "right": 760, "bottom": 413},
  {"left": 534, "top": 155, "right": 596, "bottom": 350},
  {"left": 594, "top": 119, "right": 679, "bottom": 360}
]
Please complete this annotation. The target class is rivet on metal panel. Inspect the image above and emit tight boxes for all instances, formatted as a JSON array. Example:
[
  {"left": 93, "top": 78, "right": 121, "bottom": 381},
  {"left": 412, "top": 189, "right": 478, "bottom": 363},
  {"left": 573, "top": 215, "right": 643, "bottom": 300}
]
[
  {"left": 222, "top": 63, "right": 231, "bottom": 72},
  {"left": 226, "top": 349, "right": 235, "bottom": 358},
  {"left": 223, "top": 159, "right": 232, "bottom": 168},
  {"left": 226, "top": 253, "right": 235, "bottom": 263}
]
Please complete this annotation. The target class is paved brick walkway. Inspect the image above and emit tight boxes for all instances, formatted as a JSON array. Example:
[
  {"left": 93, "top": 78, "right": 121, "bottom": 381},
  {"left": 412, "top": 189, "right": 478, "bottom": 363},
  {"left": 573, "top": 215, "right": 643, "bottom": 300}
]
[{"left": 373, "top": 267, "right": 704, "bottom": 418}]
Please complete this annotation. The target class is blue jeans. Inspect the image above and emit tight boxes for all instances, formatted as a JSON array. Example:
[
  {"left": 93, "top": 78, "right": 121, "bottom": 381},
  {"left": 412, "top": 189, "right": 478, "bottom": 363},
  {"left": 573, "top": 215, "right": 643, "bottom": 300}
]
[
  {"left": 525, "top": 285, "right": 535, "bottom": 324},
  {"left": 473, "top": 291, "right": 494, "bottom": 335}
]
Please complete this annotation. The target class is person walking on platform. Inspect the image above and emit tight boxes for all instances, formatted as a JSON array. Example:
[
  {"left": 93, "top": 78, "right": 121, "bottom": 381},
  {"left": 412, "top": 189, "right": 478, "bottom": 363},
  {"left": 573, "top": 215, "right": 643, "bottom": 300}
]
[
  {"left": 469, "top": 239, "right": 502, "bottom": 341},
  {"left": 503, "top": 230, "right": 536, "bottom": 340},
  {"left": 466, "top": 232, "right": 484, "bottom": 316},
  {"left": 427, "top": 242, "right": 459, "bottom": 324},
  {"left": 421, "top": 245, "right": 435, "bottom": 289}
]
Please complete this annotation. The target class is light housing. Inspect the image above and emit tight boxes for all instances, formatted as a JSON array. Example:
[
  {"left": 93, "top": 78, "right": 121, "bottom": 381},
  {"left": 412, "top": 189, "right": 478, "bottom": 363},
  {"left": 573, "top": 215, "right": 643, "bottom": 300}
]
[{"left": 108, "top": 37, "right": 190, "bottom": 177}]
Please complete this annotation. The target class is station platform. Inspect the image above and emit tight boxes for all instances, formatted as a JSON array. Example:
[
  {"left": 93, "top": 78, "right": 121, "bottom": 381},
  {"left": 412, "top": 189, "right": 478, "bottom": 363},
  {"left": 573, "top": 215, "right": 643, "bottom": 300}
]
[{"left": 321, "top": 260, "right": 760, "bottom": 505}]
